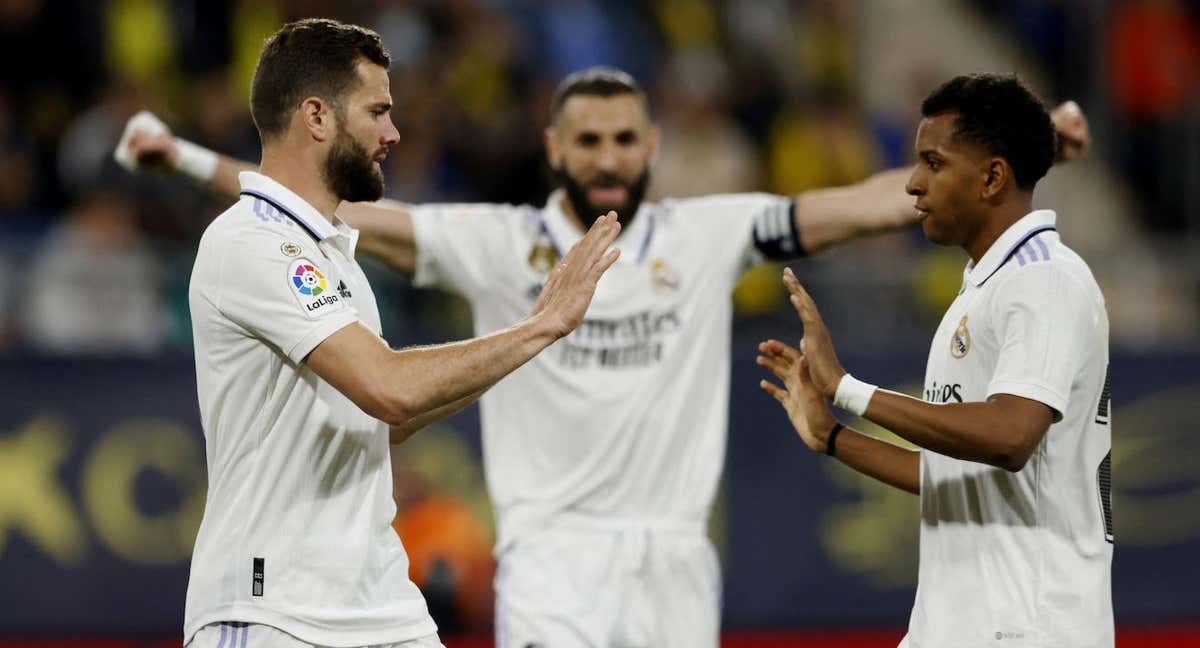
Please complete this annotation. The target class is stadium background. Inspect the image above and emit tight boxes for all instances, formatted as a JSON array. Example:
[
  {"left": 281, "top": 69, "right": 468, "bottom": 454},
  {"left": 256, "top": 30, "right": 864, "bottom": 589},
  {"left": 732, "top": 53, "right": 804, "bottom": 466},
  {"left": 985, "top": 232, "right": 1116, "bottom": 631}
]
[{"left": 1, "top": 0, "right": 1198, "bottom": 646}]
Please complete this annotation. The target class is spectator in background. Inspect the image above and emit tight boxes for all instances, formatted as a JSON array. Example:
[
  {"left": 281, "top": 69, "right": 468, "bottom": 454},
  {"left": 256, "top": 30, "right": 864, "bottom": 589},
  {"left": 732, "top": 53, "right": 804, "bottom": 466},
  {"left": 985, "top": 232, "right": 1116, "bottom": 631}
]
[
  {"left": 649, "top": 49, "right": 762, "bottom": 199},
  {"left": 1107, "top": 0, "right": 1200, "bottom": 232},
  {"left": 767, "top": 86, "right": 880, "bottom": 195},
  {"left": 21, "top": 166, "right": 169, "bottom": 355}
]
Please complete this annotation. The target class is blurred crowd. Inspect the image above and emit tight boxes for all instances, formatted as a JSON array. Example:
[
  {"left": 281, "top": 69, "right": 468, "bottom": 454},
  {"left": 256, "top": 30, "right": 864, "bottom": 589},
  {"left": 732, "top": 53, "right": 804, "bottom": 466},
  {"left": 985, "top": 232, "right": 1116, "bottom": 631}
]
[{"left": 0, "top": 0, "right": 1196, "bottom": 357}]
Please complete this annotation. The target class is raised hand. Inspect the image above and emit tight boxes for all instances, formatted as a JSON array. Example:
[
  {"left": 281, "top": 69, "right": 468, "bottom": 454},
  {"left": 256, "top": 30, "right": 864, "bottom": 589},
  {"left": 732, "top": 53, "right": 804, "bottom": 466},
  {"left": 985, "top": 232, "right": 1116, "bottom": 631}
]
[
  {"left": 114, "top": 111, "right": 178, "bottom": 172},
  {"left": 1051, "top": 101, "right": 1090, "bottom": 163},
  {"left": 532, "top": 211, "right": 621, "bottom": 338},
  {"left": 781, "top": 267, "right": 846, "bottom": 398},
  {"left": 757, "top": 339, "right": 837, "bottom": 453}
]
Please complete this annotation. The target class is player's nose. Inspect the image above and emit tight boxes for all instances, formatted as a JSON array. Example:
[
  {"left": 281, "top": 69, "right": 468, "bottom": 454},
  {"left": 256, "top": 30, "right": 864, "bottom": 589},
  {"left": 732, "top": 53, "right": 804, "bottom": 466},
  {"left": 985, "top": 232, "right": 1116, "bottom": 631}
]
[
  {"left": 381, "top": 116, "right": 400, "bottom": 147},
  {"left": 905, "top": 169, "right": 924, "bottom": 196},
  {"left": 594, "top": 143, "right": 619, "bottom": 172}
]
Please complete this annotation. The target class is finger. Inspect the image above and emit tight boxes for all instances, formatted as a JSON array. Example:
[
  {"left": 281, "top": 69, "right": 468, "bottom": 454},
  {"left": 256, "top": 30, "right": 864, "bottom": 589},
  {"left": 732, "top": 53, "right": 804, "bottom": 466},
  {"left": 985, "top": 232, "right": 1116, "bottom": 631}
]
[
  {"left": 796, "top": 356, "right": 815, "bottom": 387},
  {"left": 759, "top": 379, "right": 788, "bottom": 404},
  {"left": 760, "top": 339, "right": 799, "bottom": 360},
  {"left": 591, "top": 247, "right": 621, "bottom": 277},
  {"left": 785, "top": 280, "right": 822, "bottom": 326},
  {"left": 578, "top": 212, "right": 620, "bottom": 265},
  {"left": 756, "top": 355, "right": 791, "bottom": 382}
]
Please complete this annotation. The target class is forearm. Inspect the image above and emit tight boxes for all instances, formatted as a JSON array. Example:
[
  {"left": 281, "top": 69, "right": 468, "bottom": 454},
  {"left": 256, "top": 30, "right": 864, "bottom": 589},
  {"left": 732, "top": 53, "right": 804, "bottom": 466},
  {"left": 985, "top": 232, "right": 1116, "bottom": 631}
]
[
  {"left": 792, "top": 167, "right": 915, "bottom": 254},
  {"left": 207, "top": 154, "right": 257, "bottom": 201},
  {"left": 829, "top": 425, "right": 921, "bottom": 494},
  {"left": 863, "top": 389, "right": 1029, "bottom": 471},
  {"left": 337, "top": 199, "right": 418, "bottom": 275},
  {"left": 389, "top": 385, "right": 490, "bottom": 444},
  {"left": 382, "top": 316, "right": 557, "bottom": 423}
]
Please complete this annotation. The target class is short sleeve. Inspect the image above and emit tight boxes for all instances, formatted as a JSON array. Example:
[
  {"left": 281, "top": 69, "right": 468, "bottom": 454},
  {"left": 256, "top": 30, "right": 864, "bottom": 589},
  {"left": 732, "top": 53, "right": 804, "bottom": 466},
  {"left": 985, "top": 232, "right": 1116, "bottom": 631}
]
[
  {"left": 214, "top": 234, "right": 359, "bottom": 364},
  {"left": 410, "top": 203, "right": 516, "bottom": 296},
  {"left": 668, "top": 193, "right": 801, "bottom": 275},
  {"left": 985, "top": 265, "right": 1096, "bottom": 419}
]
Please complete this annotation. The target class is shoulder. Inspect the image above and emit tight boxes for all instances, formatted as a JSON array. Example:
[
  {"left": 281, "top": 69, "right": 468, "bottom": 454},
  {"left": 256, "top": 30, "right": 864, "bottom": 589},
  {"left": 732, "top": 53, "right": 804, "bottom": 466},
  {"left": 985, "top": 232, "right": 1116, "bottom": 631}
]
[
  {"left": 658, "top": 192, "right": 786, "bottom": 217},
  {"left": 987, "top": 232, "right": 1104, "bottom": 313},
  {"left": 202, "top": 196, "right": 307, "bottom": 247},
  {"left": 198, "top": 198, "right": 322, "bottom": 273},
  {"left": 411, "top": 201, "right": 542, "bottom": 239},
  {"left": 413, "top": 201, "right": 538, "bottom": 223}
]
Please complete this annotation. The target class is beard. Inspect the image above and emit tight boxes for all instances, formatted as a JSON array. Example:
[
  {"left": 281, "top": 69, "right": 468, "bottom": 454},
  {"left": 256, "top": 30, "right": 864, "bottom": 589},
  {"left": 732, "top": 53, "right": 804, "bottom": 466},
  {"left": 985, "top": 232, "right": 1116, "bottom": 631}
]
[
  {"left": 323, "top": 126, "right": 385, "bottom": 203},
  {"left": 555, "top": 166, "right": 650, "bottom": 229}
]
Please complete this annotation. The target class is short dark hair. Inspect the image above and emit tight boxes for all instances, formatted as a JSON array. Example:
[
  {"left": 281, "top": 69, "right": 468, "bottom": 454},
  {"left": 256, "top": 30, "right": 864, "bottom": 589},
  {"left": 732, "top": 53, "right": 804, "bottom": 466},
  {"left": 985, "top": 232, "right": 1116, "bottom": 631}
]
[
  {"left": 921, "top": 74, "right": 1055, "bottom": 191},
  {"left": 550, "top": 66, "right": 647, "bottom": 122},
  {"left": 250, "top": 19, "right": 391, "bottom": 141}
]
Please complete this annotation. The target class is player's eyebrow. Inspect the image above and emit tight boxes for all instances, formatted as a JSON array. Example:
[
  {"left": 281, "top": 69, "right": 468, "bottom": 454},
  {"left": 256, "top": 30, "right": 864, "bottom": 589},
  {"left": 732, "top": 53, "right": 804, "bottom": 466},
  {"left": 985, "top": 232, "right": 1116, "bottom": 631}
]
[
  {"left": 919, "top": 149, "right": 944, "bottom": 162},
  {"left": 368, "top": 101, "right": 392, "bottom": 112}
]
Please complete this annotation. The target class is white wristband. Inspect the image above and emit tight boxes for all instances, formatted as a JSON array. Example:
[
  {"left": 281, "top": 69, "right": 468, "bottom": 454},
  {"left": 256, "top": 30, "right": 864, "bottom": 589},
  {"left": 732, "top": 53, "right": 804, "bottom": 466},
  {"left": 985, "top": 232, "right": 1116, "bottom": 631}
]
[
  {"left": 833, "top": 373, "right": 877, "bottom": 417},
  {"left": 174, "top": 137, "right": 219, "bottom": 183}
]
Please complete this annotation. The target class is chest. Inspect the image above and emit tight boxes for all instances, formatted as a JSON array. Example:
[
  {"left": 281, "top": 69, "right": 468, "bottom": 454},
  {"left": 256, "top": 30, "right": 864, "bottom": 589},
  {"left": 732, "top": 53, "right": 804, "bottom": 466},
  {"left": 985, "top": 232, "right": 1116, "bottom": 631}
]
[{"left": 924, "top": 287, "right": 1001, "bottom": 403}]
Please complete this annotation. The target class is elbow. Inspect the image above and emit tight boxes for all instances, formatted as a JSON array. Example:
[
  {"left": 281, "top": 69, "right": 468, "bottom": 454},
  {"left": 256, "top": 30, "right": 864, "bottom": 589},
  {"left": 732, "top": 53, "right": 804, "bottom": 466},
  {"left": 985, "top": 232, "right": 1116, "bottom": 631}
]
[
  {"left": 364, "top": 388, "right": 419, "bottom": 428},
  {"left": 993, "top": 439, "right": 1037, "bottom": 473},
  {"left": 997, "top": 454, "right": 1029, "bottom": 473}
]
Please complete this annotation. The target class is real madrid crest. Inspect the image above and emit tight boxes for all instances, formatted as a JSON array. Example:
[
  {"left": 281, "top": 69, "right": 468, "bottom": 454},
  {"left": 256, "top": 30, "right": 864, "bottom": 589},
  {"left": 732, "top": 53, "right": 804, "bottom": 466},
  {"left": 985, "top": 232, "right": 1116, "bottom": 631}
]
[
  {"left": 650, "top": 258, "right": 680, "bottom": 293},
  {"left": 950, "top": 314, "right": 971, "bottom": 358},
  {"left": 527, "top": 242, "right": 560, "bottom": 275}
]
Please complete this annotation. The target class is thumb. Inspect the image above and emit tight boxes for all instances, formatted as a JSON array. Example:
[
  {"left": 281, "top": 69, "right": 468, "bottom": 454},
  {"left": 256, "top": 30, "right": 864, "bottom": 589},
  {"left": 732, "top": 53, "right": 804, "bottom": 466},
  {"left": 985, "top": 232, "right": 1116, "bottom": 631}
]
[{"left": 796, "top": 356, "right": 814, "bottom": 388}]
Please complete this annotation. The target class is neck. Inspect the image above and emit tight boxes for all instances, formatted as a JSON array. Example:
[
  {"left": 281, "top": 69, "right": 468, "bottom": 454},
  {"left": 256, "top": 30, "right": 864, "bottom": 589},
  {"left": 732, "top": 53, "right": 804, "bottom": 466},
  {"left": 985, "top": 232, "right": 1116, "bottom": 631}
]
[
  {"left": 558, "top": 194, "right": 587, "bottom": 233},
  {"left": 556, "top": 192, "right": 639, "bottom": 234},
  {"left": 259, "top": 144, "right": 338, "bottom": 222},
  {"left": 964, "top": 195, "right": 1034, "bottom": 263}
]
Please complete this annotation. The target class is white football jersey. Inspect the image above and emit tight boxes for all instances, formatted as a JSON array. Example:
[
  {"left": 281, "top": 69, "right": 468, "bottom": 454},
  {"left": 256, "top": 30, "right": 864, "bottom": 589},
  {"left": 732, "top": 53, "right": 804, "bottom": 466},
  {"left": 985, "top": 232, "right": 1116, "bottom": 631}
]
[
  {"left": 185, "top": 172, "right": 436, "bottom": 646},
  {"left": 411, "top": 190, "right": 799, "bottom": 546},
  {"left": 906, "top": 210, "right": 1113, "bottom": 648}
]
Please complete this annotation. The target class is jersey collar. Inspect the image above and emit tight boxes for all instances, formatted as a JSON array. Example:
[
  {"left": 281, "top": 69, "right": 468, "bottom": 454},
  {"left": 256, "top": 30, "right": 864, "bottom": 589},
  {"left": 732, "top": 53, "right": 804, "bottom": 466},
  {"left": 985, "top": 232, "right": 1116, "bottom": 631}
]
[
  {"left": 238, "top": 171, "right": 341, "bottom": 242},
  {"left": 542, "top": 189, "right": 655, "bottom": 264},
  {"left": 965, "top": 209, "right": 1057, "bottom": 287}
]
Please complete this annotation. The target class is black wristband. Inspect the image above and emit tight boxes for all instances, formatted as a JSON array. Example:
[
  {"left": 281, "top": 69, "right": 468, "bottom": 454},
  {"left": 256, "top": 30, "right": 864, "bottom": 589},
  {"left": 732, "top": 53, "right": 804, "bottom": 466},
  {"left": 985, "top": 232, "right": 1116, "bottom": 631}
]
[{"left": 825, "top": 422, "right": 844, "bottom": 457}]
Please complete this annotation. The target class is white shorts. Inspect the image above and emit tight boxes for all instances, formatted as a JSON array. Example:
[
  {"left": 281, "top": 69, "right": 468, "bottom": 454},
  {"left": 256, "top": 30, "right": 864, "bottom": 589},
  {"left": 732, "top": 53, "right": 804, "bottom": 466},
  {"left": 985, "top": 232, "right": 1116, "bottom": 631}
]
[
  {"left": 187, "top": 622, "right": 444, "bottom": 648},
  {"left": 494, "top": 517, "right": 720, "bottom": 648}
]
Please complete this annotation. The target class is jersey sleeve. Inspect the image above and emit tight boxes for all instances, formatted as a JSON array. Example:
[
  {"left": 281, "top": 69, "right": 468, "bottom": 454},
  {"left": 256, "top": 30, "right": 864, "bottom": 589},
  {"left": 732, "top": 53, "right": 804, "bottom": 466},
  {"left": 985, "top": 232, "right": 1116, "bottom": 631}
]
[
  {"left": 670, "top": 193, "right": 803, "bottom": 274},
  {"left": 985, "top": 264, "right": 1098, "bottom": 419},
  {"left": 409, "top": 203, "right": 514, "bottom": 296},
  {"left": 213, "top": 232, "right": 359, "bottom": 364}
]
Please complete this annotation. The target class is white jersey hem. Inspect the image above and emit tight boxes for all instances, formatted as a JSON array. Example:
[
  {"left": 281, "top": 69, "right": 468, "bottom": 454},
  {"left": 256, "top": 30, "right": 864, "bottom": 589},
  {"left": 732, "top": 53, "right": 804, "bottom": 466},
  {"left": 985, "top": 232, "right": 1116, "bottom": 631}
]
[{"left": 184, "top": 605, "right": 438, "bottom": 648}]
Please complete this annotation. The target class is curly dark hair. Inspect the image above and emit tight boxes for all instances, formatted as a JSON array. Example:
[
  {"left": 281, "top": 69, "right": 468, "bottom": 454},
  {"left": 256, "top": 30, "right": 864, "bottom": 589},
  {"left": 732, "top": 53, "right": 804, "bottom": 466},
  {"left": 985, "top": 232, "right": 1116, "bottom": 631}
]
[
  {"left": 921, "top": 74, "right": 1055, "bottom": 191},
  {"left": 550, "top": 66, "right": 648, "bottom": 122},
  {"left": 250, "top": 18, "right": 391, "bottom": 141}
]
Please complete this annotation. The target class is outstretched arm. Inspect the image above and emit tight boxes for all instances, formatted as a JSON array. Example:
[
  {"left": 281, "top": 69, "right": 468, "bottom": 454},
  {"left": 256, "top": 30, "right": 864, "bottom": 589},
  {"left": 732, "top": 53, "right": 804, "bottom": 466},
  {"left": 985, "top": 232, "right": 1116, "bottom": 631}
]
[
  {"left": 791, "top": 101, "right": 1092, "bottom": 254},
  {"left": 116, "top": 111, "right": 422, "bottom": 275},
  {"left": 310, "top": 212, "right": 622, "bottom": 439}
]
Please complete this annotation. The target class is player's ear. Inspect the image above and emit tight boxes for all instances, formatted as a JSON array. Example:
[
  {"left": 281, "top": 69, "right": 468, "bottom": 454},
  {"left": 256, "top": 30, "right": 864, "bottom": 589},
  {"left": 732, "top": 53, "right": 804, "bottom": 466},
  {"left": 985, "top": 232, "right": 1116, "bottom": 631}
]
[
  {"left": 980, "top": 157, "right": 1008, "bottom": 200},
  {"left": 647, "top": 124, "right": 661, "bottom": 166},
  {"left": 544, "top": 125, "right": 562, "bottom": 170},
  {"left": 299, "top": 97, "right": 332, "bottom": 143}
]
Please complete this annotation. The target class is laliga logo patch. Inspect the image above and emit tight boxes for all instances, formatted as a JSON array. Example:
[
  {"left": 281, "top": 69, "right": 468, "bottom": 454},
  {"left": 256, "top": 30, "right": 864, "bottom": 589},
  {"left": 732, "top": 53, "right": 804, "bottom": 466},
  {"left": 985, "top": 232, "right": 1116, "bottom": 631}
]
[
  {"left": 292, "top": 261, "right": 327, "bottom": 295},
  {"left": 287, "top": 257, "right": 346, "bottom": 319},
  {"left": 950, "top": 314, "right": 971, "bottom": 358}
]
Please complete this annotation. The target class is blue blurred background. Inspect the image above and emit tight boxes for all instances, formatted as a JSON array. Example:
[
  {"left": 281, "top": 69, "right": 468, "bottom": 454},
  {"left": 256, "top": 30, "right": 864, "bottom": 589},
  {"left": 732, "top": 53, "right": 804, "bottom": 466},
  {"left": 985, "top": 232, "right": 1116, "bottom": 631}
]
[{"left": 0, "top": 0, "right": 1198, "bottom": 645}]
